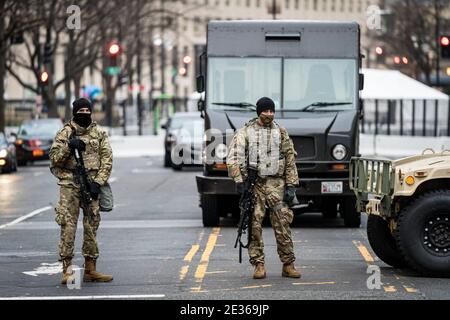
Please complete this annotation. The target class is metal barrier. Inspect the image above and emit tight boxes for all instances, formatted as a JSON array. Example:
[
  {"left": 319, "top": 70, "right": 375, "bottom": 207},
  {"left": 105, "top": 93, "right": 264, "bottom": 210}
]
[{"left": 361, "top": 98, "right": 450, "bottom": 137}]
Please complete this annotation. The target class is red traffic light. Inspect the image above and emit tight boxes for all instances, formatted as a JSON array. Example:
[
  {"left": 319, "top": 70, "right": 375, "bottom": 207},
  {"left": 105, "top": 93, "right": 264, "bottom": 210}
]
[
  {"left": 182, "top": 55, "right": 192, "bottom": 64},
  {"left": 178, "top": 67, "right": 187, "bottom": 76},
  {"left": 375, "top": 46, "right": 383, "bottom": 55},
  {"left": 402, "top": 57, "right": 408, "bottom": 64},
  {"left": 394, "top": 56, "right": 401, "bottom": 64},
  {"left": 441, "top": 36, "right": 450, "bottom": 47},
  {"left": 40, "top": 71, "right": 49, "bottom": 83},
  {"left": 107, "top": 42, "right": 121, "bottom": 56}
]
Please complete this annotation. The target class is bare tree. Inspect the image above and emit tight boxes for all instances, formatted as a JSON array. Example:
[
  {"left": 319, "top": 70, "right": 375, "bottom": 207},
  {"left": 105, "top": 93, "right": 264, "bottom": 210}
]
[{"left": 0, "top": 0, "right": 43, "bottom": 132}]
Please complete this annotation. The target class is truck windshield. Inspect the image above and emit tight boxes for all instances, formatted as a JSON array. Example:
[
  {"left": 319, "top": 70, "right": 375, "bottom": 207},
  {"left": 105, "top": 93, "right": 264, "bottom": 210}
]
[
  {"left": 284, "top": 58, "right": 357, "bottom": 111},
  {"left": 207, "top": 58, "right": 282, "bottom": 109},
  {"left": 207, "top": 57, "right": 357, "bottom": 111}
]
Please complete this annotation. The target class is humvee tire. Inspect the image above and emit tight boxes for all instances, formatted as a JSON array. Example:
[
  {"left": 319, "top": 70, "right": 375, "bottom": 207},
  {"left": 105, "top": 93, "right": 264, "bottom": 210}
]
[
  {"left": 396, "top": 190, "right": 450, "bottom": 277},
  {"left": 341, "top": 197, "right": 361, "bottom": 228},
  {"left": 322, "top": 200, "right": 338, "bottom": 219},
  {"left": 367, "top": 215, "right": 407, "bottom": 268},
  {"left": 201, "top": 194, "right": 220, "bottom": 227}
]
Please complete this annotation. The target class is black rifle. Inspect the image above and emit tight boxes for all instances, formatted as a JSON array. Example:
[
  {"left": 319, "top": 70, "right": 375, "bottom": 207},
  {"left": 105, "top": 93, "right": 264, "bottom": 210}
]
[
  {"left": 234, "top": 168, "right": 258, "bottom": 263},
  {"left": 71, "top": 141, "right": 94, "bottom": 222}
]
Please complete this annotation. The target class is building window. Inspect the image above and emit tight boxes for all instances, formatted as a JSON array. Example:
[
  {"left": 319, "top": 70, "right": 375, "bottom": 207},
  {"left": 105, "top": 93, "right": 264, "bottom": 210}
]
[
  {"left": 225, "top": 0, "right": 230, "bottom": 5},
  {"left": 323, "top": 0, "right": 327, "bottom": 11},
  {"left": 331, "top": 0, "right": 335, "bottom": 11},
  {"left": 295, "top": 0, "right": 299, "bottom": 9},
  {"left": 256, "top": 0, "right": 260, "bottom": 7},
  {"left": 313, "top": 0, "right": 317, "bottom": 11},
  {"left": 237, "top": 0, "right": 241, "bottom": 6},
  {"left": 340, "top": 0, "right": 345, "bottom": 12},
  {"left": 305, "top": 0, "right": 309, "bottom": 10},
  {"left": 349, "top": 0, "right": 353, "bottom": 12},
  {"left": 246, "top": 0, "right": 251, "bottom": 7}
]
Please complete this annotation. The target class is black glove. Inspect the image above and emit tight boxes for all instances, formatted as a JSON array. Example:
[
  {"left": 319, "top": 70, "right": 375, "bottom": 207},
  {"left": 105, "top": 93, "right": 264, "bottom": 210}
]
[
  {"left": 89, "top": 181, "right": 101, "bottom": 200},
  {"left": 284, "top": 185, "right": 296, "bottom": 203},
  {"left": 68, "top": 138, "right": 86, "bottom": 152},
  {"left": 236, "top": 182, "right": 244, "bottom": 195}
]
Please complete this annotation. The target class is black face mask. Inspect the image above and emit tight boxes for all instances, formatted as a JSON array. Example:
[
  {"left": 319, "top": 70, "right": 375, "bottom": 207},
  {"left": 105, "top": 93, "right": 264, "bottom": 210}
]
[{"left": 73, "top": 113, "right": 92, "bottom": 128}]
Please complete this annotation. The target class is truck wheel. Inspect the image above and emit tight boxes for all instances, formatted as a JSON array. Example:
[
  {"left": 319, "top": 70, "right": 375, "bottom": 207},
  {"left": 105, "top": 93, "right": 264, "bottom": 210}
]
[
  {"left": 396, "top": 190, "right": 450, "bottom": 277},
  {"left": 367, "top": 215, "right": 407, "bottom": 268},
  {"left": 341, "top": 197, "right": 361, "bottom": 228},
  {"left": 322, "top": 200, "right": 338, "bottom": 219},
  {"left": 201, "top": 194, "right": 220, "bottom": 227}
]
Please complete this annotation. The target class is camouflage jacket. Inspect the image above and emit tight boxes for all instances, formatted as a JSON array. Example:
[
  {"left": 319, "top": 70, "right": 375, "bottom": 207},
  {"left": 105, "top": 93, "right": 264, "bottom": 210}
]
[
  {"left": 226, "top": 118, "right": 299, "bottom": 186},
  {"left": 49, "top": 120, "right": 113, "bottom": 187}
]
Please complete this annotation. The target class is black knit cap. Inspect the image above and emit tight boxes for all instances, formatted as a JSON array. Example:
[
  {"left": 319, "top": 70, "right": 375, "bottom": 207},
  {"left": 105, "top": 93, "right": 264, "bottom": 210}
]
[
  {"left": 72, "top": 98, "right": 92, "bottom": 116},
  {"left": 256, "top": 97, "right": 275, "bottom": 116}
]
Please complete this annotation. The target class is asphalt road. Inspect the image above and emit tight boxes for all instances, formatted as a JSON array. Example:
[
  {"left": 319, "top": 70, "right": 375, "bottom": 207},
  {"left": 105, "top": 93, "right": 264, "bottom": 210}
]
[{"left": 1, "top": 156, "right": 450, "bottom": 300}]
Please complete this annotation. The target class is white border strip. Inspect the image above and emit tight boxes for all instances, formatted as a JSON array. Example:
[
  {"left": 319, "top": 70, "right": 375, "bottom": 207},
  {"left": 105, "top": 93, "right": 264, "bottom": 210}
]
[
  {"left": 0, "top": 294, "right": 165, "bottom": 300},
  {"left": 0, "top": 206, "right": 52, "bottom": 230}
]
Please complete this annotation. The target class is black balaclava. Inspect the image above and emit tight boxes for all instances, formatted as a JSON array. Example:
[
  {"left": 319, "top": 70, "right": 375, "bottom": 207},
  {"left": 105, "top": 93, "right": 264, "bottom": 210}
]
[
  {"left": 72, "top": 98, "right": 92, "bottom": 128},
  {"left": 256, "top": 97, "right": 275, "bottom": 126}
]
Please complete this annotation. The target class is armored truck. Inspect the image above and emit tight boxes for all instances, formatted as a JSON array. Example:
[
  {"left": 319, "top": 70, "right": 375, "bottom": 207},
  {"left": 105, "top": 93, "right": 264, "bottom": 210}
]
[{"left": 196, "top": 20, "right": 364, "bottom": 227}]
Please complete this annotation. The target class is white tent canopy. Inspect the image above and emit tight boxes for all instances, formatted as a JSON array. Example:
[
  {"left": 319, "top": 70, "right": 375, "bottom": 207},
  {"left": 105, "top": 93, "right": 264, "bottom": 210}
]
[{"left": 361, "top": 68, "right": 449, "bottom": 101}]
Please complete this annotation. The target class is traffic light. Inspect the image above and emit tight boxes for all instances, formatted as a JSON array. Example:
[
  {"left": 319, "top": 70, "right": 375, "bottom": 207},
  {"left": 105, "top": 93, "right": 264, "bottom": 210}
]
[
  {"left": 440, "top": 35, "right": 450, "bottom": 58},
  {"left": 43, "top": 43, "right": 52, "bottom": 64},
  {"left": 39, "top": 70, "right": 49, "bottom": 86},
  {"left": 375, "top": 46, "right": 385, "bottom": 63},
  {"left": 106, "top": 41, "right": 121, "bottom": 75},
  {"left": 182, "top": 55, "right": 191, "bottom": 77}
]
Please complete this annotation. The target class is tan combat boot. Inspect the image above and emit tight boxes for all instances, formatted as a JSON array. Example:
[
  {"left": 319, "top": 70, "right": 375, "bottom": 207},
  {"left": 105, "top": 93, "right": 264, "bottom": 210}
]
[
  {"left": 253, "top": 263, "right": 266, "bottom": 279},
  {"left": 282, "top": 263, "right": 301, "bottom": 278},
  {"left": 83, "top": 258, "right": 113, "bottom": 282},
  {"left": 61, "top": 259, "right": 72, "bottom": 285}
]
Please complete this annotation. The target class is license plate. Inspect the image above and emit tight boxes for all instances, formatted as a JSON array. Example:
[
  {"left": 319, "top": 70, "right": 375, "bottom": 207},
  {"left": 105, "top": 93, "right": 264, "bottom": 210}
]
[
  {"left": 32, "top": 149, "right": 44, "bottom": 157},
  {"left": 321, "top": 181, "right": 343, "bottom": 194}
]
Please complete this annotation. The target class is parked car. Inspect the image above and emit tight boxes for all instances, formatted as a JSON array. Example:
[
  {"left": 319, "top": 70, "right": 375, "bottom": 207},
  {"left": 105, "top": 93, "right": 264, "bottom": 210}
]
[
  {"left": 170, "top": 119, "right": 204, "bottom": 171},
  {"left": 0, "top": 132, "right": 17, "bottom": 173},
  {"left": 13, "top": 118, "right": 64, "bottom": 166},
  {"left": 161, "top": 112, "right": 201, "bottom": 167}
]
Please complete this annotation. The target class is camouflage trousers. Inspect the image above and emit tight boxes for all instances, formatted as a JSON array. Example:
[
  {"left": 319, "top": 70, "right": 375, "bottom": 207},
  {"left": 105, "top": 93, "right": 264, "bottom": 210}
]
[
  {"left": 248, "top": 177, "right": 295, "bottom": 265},
  {"left": 55, "top": 185, "right": 101, "bottom": 260}
]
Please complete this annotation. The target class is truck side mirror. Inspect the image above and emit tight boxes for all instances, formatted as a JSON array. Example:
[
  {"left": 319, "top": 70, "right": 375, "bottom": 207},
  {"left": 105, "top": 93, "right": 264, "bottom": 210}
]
[
  {"left": 359, "top": 73, "right": 364, "bottom": 91},
  {"left": 196, "top": 75, "right": 205, "bottom": 93}
]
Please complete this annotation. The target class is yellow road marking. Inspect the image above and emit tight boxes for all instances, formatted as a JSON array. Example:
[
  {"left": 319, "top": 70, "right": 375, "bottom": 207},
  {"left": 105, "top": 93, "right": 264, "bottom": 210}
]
[
  {"left": 353, "top": 240, "right": 375, "bottom": 263},
  {"left": 184, "top": 244, "right": 200, "bottom": 262},
  {"left": 404, "top": 286, "right": 418, "bottom": 293},
  {"left": 194, "top": 228, "right": 220, "bottom": 283},
  {"left": 240, "top": 284, "right": 272, "bottom": 290},
  {"left": 205, "top": 270, "right": 229, "bottom": 274},
  {"left": 292, "top": 281, "right": 335, "bottom": 285},
  {"left": 179, "top": 265, "right": 189, "bottom": 281},
  {"left": 383, "top": 286, "right": 397, "bottom": 292}
]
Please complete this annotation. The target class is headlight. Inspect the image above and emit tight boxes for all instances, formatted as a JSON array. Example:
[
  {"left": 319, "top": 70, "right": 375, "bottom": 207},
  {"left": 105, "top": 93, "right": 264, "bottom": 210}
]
[
  {"left": 0, "top": 149, "right": 7, "bottom": 158},
  {"left": 215, "top": 143, "right": 228, "bottom": 159},
  {"left": 332, "top": 144, "right": 347, "bottom": 160}
]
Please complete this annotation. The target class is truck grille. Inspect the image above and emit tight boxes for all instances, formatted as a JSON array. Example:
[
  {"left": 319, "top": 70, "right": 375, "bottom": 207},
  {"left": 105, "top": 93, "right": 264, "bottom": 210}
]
[{"left": 291, "top": 137, "right": 315, "bottom": 159}]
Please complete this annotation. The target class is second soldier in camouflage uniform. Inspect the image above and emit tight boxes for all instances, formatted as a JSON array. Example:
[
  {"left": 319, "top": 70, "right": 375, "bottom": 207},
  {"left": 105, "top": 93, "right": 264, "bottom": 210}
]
[
  {"left": 50, "top": 98, "right": 113, "bottom": 284},
  {"left": 227, "top": 97, "right": 301, "bottom": 279}
]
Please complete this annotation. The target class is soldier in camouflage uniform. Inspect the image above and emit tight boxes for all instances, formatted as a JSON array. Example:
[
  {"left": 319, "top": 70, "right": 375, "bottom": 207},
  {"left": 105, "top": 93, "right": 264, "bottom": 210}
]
[
  {"left": 227, "top": 97, "right": 301, "bottom": 279},
  {"left": 50, "top": 98, "right": 113, "bottom": 284}
]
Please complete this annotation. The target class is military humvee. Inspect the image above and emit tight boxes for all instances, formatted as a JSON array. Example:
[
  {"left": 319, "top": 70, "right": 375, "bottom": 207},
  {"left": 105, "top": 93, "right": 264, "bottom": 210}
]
[{"left": 350, "top": 150, "right": 450, "bottom": 277}]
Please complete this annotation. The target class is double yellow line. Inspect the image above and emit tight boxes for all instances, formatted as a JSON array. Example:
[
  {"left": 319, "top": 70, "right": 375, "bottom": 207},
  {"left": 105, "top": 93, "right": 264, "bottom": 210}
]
[{"left": 179, "top": 228, "right": 221, "bottom": 292}]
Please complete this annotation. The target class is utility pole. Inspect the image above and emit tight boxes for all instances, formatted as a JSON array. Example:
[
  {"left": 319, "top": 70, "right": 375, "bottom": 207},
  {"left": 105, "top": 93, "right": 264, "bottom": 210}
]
[
  {"left": 136, "top": 0, "right": 143, "bottom": 135},
  {"left": 160, "top": 0, "right": 166, "bottom": 117},
  {"left": 435, "top": 0, "right": 441, "bottom": 86},
  {"left": 149, "top": 28, "right": 156, "bottom": 135}
]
